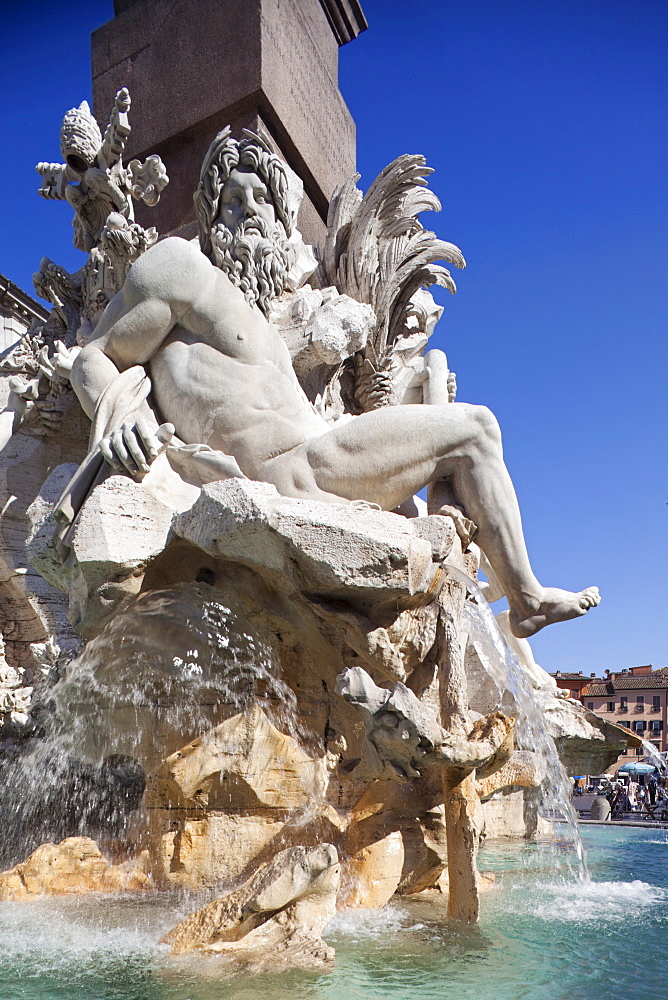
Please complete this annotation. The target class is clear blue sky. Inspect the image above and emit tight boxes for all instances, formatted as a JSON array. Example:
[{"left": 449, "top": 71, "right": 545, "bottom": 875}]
[{"left": 2, "top": 0, "right": 666, "bottom": 674}]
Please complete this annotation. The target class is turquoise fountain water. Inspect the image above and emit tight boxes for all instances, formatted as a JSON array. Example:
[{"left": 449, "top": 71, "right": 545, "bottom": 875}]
[{"left": 0, "top": 825, "right": 665, "bottom": 1000}]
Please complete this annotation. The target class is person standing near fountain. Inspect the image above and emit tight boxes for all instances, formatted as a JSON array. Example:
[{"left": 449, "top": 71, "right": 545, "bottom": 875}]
[{"left": 66, "top": 129, "right": 600, "bottom": 641}]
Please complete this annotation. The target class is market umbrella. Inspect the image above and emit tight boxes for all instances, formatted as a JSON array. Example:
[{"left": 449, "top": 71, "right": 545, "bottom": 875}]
[{"left": 616, "top": 762, "right": 657, "bottom": 775}]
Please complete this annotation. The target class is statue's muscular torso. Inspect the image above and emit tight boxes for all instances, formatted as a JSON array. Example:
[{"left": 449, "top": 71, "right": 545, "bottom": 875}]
[{"left": 108, "top": 238, "right": 329, "bottom": 479}]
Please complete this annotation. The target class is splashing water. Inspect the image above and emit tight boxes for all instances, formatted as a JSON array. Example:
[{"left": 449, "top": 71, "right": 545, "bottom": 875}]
[
  {"left": 640, "top": 738, "right": 667, "bottom": 774},
  {"left": 445, "top": 563, "right": 589, "bottom": 881},
  {"left": 0, "top": 825, "right": 663, "bottom": 1000},
  {"left": 0, "top": 581, "right": 318, "bottom": 867}
]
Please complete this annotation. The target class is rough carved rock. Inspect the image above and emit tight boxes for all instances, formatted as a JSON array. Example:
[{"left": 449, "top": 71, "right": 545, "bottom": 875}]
[
  {"left": 148, "top": 702, "right": 328, "bottom": 812},
  {"left": 27, "top": 473, "right": 457, "bottom": 643},
  {"left": 149, "top": 813, "right": 288, "bottom": 892},
  {"left": 0, "top": 635, "right": 33, "bottom": 728},
  {"left": 146, "top": 704, "right": 332, "bottom": 890},
  {"left": 162, "top": 844, "right": 340, "bottom": 973},
  {"left": 339, "top": 780, "right": 449, "bottom": 908},
  {"left": 173, "top": 479, "right": 449, "bottom": 622},
  {"left": 0, "top": 837, "right": 151, "bottom": 901},
  {"left": 476, "top": 749, "right": 543, "bottom": 799},
  {"left": 545, "top": 702, "right": 636, "bottom": 776},
  {"left": 270, "top": 286, "right": 375, "bottom": 405},
  {"left": 336, "top": 665, "right": 513, "bottom": 782},
  {"left": 27, "top": 470, "right": 175, "bottom": 634},
  {"left": 341, "top": 828, "right": 404, "bottom": 908}
]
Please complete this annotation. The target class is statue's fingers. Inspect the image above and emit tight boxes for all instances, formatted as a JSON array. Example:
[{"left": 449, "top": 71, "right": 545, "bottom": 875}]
[
  {"left": 110, "top": 427, "right": 139, "bottom": 476},
  {"left": 134, "top": 417, "right": 158, "bottom": 463},
  {"left": 99, "top": 437, "right": 123, "bottom": 472},
  {"left": 134, "top": 417, "right": 161, "bottom": 461},
  {"left": 123, "top": 424, "right": 150, "bottom": 474}
]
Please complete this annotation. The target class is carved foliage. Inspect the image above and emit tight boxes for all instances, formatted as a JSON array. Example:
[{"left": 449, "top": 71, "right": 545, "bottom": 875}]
[{"left": 318, "top": 155, "right": 465, "bottom": 412}]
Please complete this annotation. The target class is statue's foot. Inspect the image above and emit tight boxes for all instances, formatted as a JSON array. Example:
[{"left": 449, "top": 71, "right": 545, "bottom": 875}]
[{"left": 509, "top": 586, "right": 600, "bottom": 638}]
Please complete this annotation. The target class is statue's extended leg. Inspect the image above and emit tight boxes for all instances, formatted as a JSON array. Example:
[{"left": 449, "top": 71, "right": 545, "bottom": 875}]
[
  {"left": 261, "top": 402, "right": 599, "bottom": 638},
  {"left": 439, "top": 408, "right": 600, "bottom": 638}
]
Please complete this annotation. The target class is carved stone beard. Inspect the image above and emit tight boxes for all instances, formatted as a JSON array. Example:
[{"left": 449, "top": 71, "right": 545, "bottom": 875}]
[{"left": 210, "top": 216, "right": 292, "bottom": 317}]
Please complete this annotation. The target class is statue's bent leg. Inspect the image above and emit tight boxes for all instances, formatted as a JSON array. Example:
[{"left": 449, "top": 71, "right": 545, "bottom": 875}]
[{"left": 261, "top": 403, "right": 599, "bottom": 638}]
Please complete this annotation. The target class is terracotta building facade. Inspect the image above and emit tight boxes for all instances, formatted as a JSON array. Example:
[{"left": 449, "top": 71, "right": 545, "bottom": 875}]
[{"left": 575, "top": 666, "right": 667, "bottom": 757}]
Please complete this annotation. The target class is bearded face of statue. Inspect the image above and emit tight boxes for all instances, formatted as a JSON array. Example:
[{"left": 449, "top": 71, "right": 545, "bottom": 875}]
[
  {"left": 210, "top": 167, "right": 293, "bottom": 317},
  {"left": 216, "top": 167, "right": 277, "bottom": 233}
]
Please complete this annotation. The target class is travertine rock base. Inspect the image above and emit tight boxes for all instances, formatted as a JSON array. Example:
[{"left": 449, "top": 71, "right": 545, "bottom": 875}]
[
  {"left": 0, "top": 836, "right": 151, "bottom": 901},
  {"left": 162, "top": 844, "right": 340, "bottom": 973},
  {"left": 16, "top": 476, "right": 629, "bottom": 923}
]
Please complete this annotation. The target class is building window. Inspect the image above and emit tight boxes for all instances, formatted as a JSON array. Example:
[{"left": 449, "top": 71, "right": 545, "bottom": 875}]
[
  {"left": 620, "top": 749, "right": 628, "bottom": 755},
  {"left": 587, "top": 702, "right": 594, "bottom": 710},
  {"left": 633, "top": 720, "right": 646, "bottom": 733},
  {"left": 607, "top": 702, "right": 615, "bottom": 712},
  {"left": 620, "top": 697, "right": 628, "bottom": 710},
  {"left": 652, "top": 695, "right": 661, "bottom": 711},
  {"left": 619, "top": 720, "right": 630, "bottom": 728},
  {"left": 651, "top": 741, "right": 661, "bottom": 750},
  {"left": 636, "top": 748, "right": 644, "bottom": 756},
  {"left": 650, "top": 720, "right": 663, "bottom": 734},
  {"left": 635, "top": 696, "right": 644, "bottom": 712}
]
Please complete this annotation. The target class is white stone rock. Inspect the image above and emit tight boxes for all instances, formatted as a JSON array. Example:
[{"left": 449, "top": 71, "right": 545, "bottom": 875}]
[
  {"left": 465, "top": 639, "right": 631, "bottom": 777},
  {"left": 161, "top": 844, "right": 340, "bottom": 972},
  {"left": 28, "top": 472, "right": 174, "bottom": 632},
  {"left": 271, "top": 286, "right": 374, "bottom": 383},
  {"left": 173, "top": 478, "right": 440, "bottom": 614}
]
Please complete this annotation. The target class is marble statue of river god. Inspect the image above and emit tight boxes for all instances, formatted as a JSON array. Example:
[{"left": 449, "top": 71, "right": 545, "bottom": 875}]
[{"left": 67, "top": 128, "right": 599, "bottom": 641}]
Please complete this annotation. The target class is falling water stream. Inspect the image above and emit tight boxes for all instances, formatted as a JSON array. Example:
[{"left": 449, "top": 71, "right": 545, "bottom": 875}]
[
  {"left": 640, "top": 738, "right": 667, "bottom": 774},
  {"left": 445, "top": 563, "right": 589, "bottom": 880},
  {"left": 0, "top": 582, "right": 312, "bottom": 868}
]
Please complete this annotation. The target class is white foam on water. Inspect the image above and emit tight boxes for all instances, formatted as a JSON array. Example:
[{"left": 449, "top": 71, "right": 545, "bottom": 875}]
[
  {"left": 324, "top": 905, "right": 424, "bottom": 941},
  {"left": 0, "top": 897, "right": 168, "bottom": 971},
  {"left": 508, "top": 879, "right": 668, "bottom": 923}
]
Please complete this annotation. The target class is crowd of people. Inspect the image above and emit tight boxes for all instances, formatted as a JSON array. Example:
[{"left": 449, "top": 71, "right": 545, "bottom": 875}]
[
  {"left": 574, "top": 772, "right": 668, "bottom": 820},
  {"left": 608, "top": 775, "right": 666, "bottom": 814}
]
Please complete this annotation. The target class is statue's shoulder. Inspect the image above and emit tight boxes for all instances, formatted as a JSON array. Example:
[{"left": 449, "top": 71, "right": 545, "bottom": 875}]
[
  {"left": 140, "top": 236, "right": 207, "bottom": 270},
  {"left": 128, "top": 236, "right": 212, "bottom": 301}
]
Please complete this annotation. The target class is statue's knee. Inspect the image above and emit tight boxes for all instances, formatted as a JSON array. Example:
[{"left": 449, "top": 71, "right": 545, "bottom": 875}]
[{"left": 470, "top": 405, "right": 502, "bottom": 445}]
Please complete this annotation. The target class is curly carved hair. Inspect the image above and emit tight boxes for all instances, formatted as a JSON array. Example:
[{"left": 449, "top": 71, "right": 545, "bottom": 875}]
[{"left": 194, "top": 127, "right": 292, "bottom": 261}]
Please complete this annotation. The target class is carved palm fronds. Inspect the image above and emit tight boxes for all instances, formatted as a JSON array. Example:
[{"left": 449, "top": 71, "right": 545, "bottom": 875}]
[{"left": 319, "top": 154, "right": 465, "bottom": 379}]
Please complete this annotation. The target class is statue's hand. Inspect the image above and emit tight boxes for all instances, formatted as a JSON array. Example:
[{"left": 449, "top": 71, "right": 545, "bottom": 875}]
[
  {"left": 98, "top": 418, "right": 174, "bottom": 479},
  {"left": 419, "top": 351, "right": 456, "bottom": 405}
]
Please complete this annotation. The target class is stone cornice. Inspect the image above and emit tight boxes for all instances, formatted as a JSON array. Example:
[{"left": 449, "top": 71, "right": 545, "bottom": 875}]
[
  {"left": 318, "top": 0, "right": 367, "bottom": 45},
  {"left": 0, "top": 274, "right": 49, "bottom": 325}
]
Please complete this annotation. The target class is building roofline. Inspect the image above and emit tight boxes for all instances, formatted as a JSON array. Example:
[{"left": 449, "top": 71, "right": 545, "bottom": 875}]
[{"left": 0, "top": 273, "right": 49, "bottom": 324}]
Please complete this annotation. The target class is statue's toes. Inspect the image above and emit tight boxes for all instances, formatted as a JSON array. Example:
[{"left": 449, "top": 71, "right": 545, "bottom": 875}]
[{"left": 583, "top": 587, "right": 601, "bottom": 607}]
